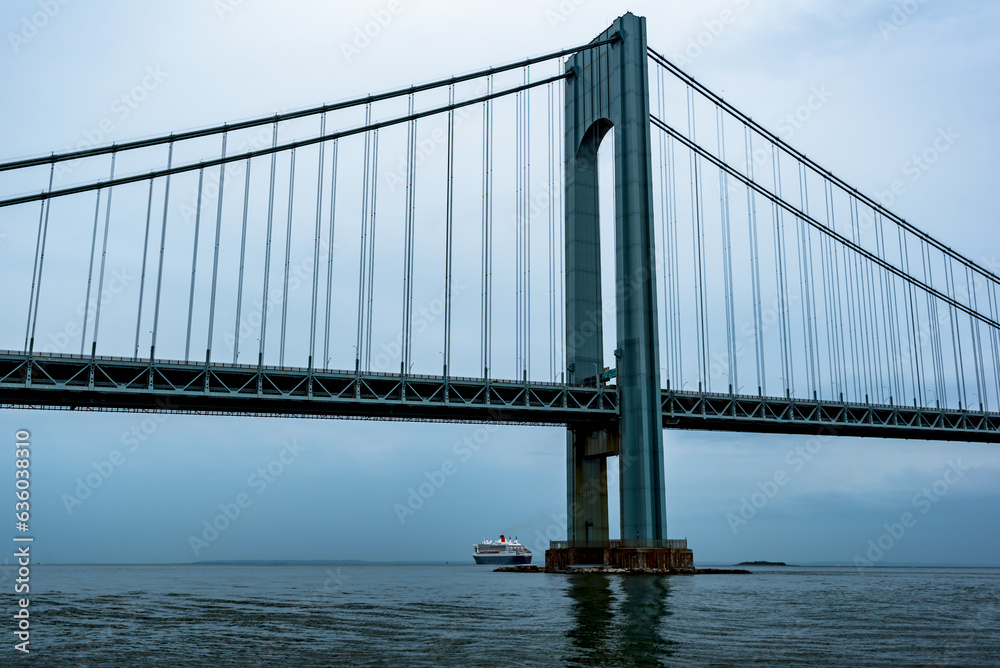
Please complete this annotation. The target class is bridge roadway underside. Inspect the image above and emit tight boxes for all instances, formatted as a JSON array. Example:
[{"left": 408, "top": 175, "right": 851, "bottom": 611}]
[{"left": 1, "top": 352, "right": 998, "bottom": 442}]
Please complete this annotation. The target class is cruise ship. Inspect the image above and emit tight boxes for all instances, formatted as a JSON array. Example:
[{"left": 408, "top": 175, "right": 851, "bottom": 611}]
[{"left": 472, "top": 535, "right": 532, "bottom": 565}]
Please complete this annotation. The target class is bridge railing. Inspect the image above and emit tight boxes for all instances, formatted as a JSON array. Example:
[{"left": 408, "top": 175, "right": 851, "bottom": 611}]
[{"left": 548, "top": 539, "right": 688, "bottom": 550}]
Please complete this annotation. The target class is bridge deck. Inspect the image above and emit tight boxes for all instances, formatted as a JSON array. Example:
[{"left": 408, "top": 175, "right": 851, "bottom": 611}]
[{"left": 0, "top": 352, "right": 997, "bottom": 442}]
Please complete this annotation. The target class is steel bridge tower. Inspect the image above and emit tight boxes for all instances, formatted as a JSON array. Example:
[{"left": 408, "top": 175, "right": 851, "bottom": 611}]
[{"left": 564, "top": 13, "right": 668, "bottom": 547}]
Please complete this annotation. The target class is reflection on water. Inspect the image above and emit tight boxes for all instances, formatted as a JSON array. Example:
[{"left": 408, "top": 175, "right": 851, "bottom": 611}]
[
  {"left": 566, "top": 575, "right": 615, "bottom": 662},
  {"left": 620, "top": 576, "right": 676, "bottom": 662},
  {"left": 565, "top": 574, "right": 676, "bottom": 666}
]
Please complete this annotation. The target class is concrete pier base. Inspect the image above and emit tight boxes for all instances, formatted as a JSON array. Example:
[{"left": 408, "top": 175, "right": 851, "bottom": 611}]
[{"left": 545, "top": 541, "right": 694, "bottom": 572}]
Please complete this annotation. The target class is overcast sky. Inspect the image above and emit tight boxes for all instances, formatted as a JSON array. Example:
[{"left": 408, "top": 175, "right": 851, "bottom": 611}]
[{"left": 0, "top": 0, "right": 998, "bottom": 566}]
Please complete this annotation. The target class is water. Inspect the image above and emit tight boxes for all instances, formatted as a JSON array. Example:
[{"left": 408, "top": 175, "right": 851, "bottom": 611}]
[{"left": 7, "top": 564, "right": 999, "bottom": 666}]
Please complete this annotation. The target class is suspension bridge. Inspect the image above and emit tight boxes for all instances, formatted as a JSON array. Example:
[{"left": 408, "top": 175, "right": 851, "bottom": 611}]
[{"left": 1, "top": 14, "right": 997, "bottom": 555}]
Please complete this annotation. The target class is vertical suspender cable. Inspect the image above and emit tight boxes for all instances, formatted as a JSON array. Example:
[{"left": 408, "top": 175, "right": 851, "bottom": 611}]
[
  {"left": 818, "top": 233, "right": 834, "bottom": 396},
  {"left": 184, "top": 168, "right": 205, "bottom": 361},
  {"left": 27, "top": 164, "right": 55, "bottom": 353},
  {"left": 91, "top": 154, "right": 118, "bottom": 356},
  {"left": 656, "top": 68, "right": 670, "bottom": 386},
  {"left": 482, "top": 87, "right": 488, "bottom": 378},
  {"left": 833, "top": 227, "right": 850, "bottom": 397},
  {"left": 91, "top": 153, "right": 117, "bottom": 355},
  {"left": 558, "top": 78, "right": 566, "bottom": 380},
  {"left": 547, "top": 82, "right": 556, "bottom": 382},
  {"left": 402, "top": 94, "right": 417, "bottom": 373},
  {"left": 482, "top": 75, "right": 494, "bottom": 378},
  {"left": 151, "top": 142, "right": 174, "bottom": 359},
  {"left": 865, "top": 234, "right": 885, "bottom": 400},
  {"left": 366, "top": 129, "right": 380, "bottom": 369},
  {"left": 966, "top": 266, "right": 986, "bottom": 410},
  {"left": 206, "top": 132, "right": 228, "bottom": 362},
  {"left": 280, "top": 148, "right": 297, "bottom": 367},
  {"left": 745, "top": 128, "right": 764, "bottom": 394},
  {"left": 669, "top": 131, "right": 682, "bottom": 387},
  {"left": 234, "top": 157, "right": 251, "bottom": 364},
  {"left": 796, "top": 162, "right": 817, "bottom": 396},
  {"left": 844, "top": 201, "right": 861, "bottom": 400},
  {"left": 945, "top": 258, "right": 967, "bottom": 408},
  {"left": 515, "top": 81, "right": 523, "bottom": 376},
  {"left": 81, "top": 187, "right": 103, "bottom": 354},
  {"left": 488, "top": 76, "right": 494, "bottom": 378},
  {"left": 526, "top": 67, "right": 532, "bottom": 380},
  {"left": 24, "top": 162, "right": 56, "bottom": 352},
  {"left": 444, "top": 85, "right": 455, "bottom": 376},
  {"left": 794, "top": 165, "right": 808, "bottom": 392},
  {"left": 921, "top": 244, "right": 944, "bottom": 405},
  {"left": 989, "top": 282, "right": 1000, "bottom": 405},
  {"left": 887, "top": 228, "right": 910, "bottom": 402},
  {"left": 25, "top": 193, "right": 46, "bottom": 350},
  {"left": 876, "top": 213, "right": 899, "bottom": 400},
  {"left": 826, "top": 185, "right": 847, "bottom": 398},
  {"left": 309, "top": 114, "right": 327, "bottom": 368},
  {"left": 356, "top": 106, "right": 372, "bottom": 370},
  {"left": 687, "top": 87, "right": 708, "bottom": 389},
  {"left": 134, "top": 177, "right": 155, "bottom": 358},
  {"left": 772, "top": 145, "right": 792, "bottom": 395},
  {"left": 899, "top": 230, "right": 923, "bottom": 405},
  {"left": 324, "top": 138, "right": 339, "bottom": 369},
  {"left": 863, "top": 209, "right": 881, "bottom": 400},
  {"left": 820, "top": 182, "right": 837, "bottom": 397},
  {"left": 716, "top": 106, "right": 736, "bottom": 392},
  {"left": 850, "top": 198, "right": 872, "bottom": 399},
  {"left": 259, "top": 122, "right": 279, "bottom": 363}
]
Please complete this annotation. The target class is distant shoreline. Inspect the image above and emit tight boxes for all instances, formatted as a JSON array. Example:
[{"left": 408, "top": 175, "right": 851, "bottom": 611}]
[{"left": 735, "top": 561, "right": 788, "bottom": 566}]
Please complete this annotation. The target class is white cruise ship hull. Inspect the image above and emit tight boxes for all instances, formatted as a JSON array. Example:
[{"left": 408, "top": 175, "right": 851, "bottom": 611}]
[{"left": 472, "top": 553, "right": 532, "bottom": 565}]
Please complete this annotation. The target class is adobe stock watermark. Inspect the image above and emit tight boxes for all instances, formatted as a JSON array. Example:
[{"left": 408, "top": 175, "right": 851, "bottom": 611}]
[
  {"left": 7, "top": 0, "right": 71, "bottom": 53},
  {"left": 531, "top": 510, "right": 569, "bottom": 556},
  {"left": 528, "top": 450, "right": 636, "bottom": 555},
  {"left": 213, "top": 0, "right": 247, "bottom": 21},
  {"left": 877, "top": 0, "right": 930, "bottom": 40},
  {"left": 55, "top": 65, "right": 169, "bottom": 183},
  {"left": 707, "top": 292, "right": 800, "bottom": 388},
  {"left": 225, "top": 242, "right": 340, "bottom": 357},
  {"left": 876, "top": 127, "right": 959, "bottom": 209},
  {"left": 543, "top": 0, "right": 590, "bottom": 30},
  {"left": 340, "top": 1, "right": 404, "bottom": 63},
  {"left": 38, "top": 265, "right": 136, "bottom": 354},
  {"left": 853, "top": 459, "right": 971, "bottom": 571},
  {"left": 671, "top": 0, "right": 753, "bottom": 67},
  {"left": 369, "top": 283, "right": 468, "bottom": 373},
  {"left": 775, "top": 85, "right": 833, "bottom": 141},
  {"left": 382, "top": 75, "right": 490, "bottom": 194},
  {"left": 383, "top": 108, "right": 475, "bottom": 193},
  {"left": 393, "top": 422, "right": 501, "bottom": 524},
  {"left": 727, "top": 428, "right": 834, "bottom": 534},
  {"left": 178, "top": 126, "right": 273, "bottom": 224},
  {"left": 60, "top": 399, "right": 175, "bottom": 515},
  {"left": 317, "top": 567, "right": 349, "bottom": 602},
  {"left": 188, "top": 438, "right": 305, "bottom": 556}
]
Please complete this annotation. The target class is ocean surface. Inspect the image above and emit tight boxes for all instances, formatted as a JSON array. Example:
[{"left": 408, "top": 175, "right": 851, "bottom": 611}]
[{"left": 4, "top": 563, "right": 999, "bottom": 666}]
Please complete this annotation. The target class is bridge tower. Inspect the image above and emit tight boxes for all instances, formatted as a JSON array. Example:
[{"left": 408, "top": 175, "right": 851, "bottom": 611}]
[{"left": 564, "top": 13, "right": 669, "bottom": 549}]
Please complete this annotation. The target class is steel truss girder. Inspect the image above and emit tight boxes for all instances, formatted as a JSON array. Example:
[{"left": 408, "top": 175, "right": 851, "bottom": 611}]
[
  {"left": 660, "top": 391, "right": 1000, "bottom": 443},
  {"left": 0, "top": 352, "right": 616, "bottom": 426},
  {"left": 1, "top": 352, "right": 997, "bottom": 441}
]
